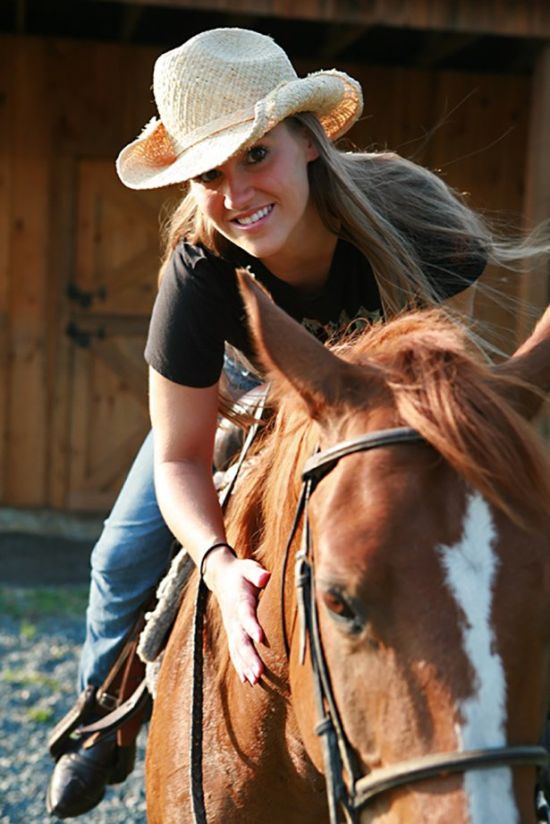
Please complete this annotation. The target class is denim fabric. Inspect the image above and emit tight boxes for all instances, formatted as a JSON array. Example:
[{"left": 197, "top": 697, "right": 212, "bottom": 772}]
[
  {"left": 77, "top": 430, "right": 171, "bottom": 690},
  {"left": 78, "top": 357, "right": 260, "bottom": 690}
]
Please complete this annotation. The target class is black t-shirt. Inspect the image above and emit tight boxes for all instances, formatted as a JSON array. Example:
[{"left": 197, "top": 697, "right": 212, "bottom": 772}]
[{"left": 145, "top": 238, "right": 485, "bottom": 388}]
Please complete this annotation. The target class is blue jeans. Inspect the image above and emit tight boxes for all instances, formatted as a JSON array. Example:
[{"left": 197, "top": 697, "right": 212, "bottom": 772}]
[{"left": 78, "top": 356, "right": 259, "bottom": 690}]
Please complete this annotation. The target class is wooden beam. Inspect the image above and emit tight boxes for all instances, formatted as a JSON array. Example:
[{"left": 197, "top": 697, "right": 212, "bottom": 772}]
[
  {"left": 518, "top": 44, "right": 550, "bottom": 342},
  {"left": 98, "top": 0, "right": 550, "bottom": 39},
  {"left": 15, "top": 0, "right": 26, "bottom": 34},
  {"left": 120, "top": 4, "right": 145, "bottom": 41},
  {"left": 415, "top": 32, "right": 481, "bottom": 69},
  {"left": 319, "top": 24, "right": 369, "bottom": 60}
]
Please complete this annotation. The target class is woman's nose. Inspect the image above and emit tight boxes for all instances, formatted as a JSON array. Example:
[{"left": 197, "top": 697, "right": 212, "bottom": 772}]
[{"left": 222, "top": 171, "right": 253, "bottom": 211}]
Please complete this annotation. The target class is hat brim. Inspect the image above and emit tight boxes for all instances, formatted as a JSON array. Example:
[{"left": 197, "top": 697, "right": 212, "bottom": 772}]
[{"left": 117, "top": 70, "right": 363, "bottom": 190}]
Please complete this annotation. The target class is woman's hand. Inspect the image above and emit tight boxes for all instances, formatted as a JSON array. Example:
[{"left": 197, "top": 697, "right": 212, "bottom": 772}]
[{"left": 203, "top": 547, "right": 271, "bottom": 685}]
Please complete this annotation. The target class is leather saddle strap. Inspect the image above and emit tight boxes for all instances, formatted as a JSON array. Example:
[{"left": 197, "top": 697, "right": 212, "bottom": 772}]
[
  {"left": 96, "top": 606, "right": 148, "bottom": 710},
  {"left": 77, "top": 596, "right": 155, "bottom": 741},
  {"left": 116, "top": 631, "right": 149, "bottom": 747},
  {"left": 48, "top": 686, "right": 98, "bottom": 760},
  {"left": 78, "top": 679, "right": 150, "bottom": 738}
]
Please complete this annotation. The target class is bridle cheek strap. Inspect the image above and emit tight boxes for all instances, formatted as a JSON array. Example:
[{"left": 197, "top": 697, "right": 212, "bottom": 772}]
[
  {"left": 352, "top": 746, "right": 550, "bottom": 809},
  {"left": 288, "top": 425, "right": 550, "bottom": 824}
]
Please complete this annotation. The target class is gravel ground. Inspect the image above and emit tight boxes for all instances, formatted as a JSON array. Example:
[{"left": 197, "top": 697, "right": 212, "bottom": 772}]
[{"left": 0, "top": 586, "right": 147, "bottom": 824}]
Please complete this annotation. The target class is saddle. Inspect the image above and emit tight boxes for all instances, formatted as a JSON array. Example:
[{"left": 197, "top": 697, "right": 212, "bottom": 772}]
[{"left": 48, "top": 384, "right": 269, "bottom": 762}]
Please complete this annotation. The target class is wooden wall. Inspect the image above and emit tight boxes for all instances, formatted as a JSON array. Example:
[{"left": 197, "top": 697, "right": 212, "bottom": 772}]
[
  {"left": 0, "top": 34, "right": 546, "bottom": 512},
  {"left": 0, "top": 35, "right": 164, "bottom": 511},
  {"left": 130, "top": 0, "right": 550, "bottom": 39}
]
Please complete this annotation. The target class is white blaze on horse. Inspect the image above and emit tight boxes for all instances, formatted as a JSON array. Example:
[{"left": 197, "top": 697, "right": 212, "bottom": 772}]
[{"left": 146, "top": 272, "right": 550, "bottom": 824}]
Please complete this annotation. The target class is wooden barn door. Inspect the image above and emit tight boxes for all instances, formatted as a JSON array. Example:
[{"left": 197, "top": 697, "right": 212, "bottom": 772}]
[{"left": 64, "top": 159, "right": 173, "bottom": 511}]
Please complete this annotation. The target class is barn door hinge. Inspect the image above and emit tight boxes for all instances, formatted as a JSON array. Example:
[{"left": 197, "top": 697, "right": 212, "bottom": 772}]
[
  {"left": 65, "top": 321, "right": 106, "bottom": 349},
  {"left": 66, "top": 282, "right": 107, "bottom": 308}
]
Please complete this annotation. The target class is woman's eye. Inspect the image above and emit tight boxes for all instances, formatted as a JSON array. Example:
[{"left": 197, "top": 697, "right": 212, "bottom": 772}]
[
  {"left": 196, "top": 168, "right": 221, "bottom": 185},
  {"left": 246, "top": 145, "right": 268, "bottom": 165}
]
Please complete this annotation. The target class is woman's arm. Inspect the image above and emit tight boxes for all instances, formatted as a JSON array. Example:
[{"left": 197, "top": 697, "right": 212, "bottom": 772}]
[
  {"left": 493, "top": 305, "right": 550, "bottom": 418},
  {"left": 149, "top": 368, "right": 225, "bottom": 560},
  {"left": 149, "top": 367, "right": 270, "bottom": 684}
]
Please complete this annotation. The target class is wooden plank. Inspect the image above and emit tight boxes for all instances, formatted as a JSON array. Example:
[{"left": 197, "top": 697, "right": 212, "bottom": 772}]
[
  {"left": 92, "top": 338, "right": 149, "bottom": 406},
  {"left": 74, "top": 160, "right": 164, "bottom": 317},
  {"left": 426, "top": 71, "right": 529, "bottom": 356},
  {"left": 518, "top": 44, "right": 550, "bottom": 439},
  {"left": 0, "top": 39, "right": 14, "bottom": 503},
  {"left": 48, "top": 152, "right": 78, "bottom": 508},
  {"left": 517, "top": 44, "right": 550, "bottom": 341},
  {"left": 67, "top": 344, "right": 93, "bottom": 509},
  {"left": 46, "top": 39, "right": 160, "bottom": 511},
  {"left": 63, "top": 150, "right": 164, "bottom": 511},
  {"left": 102, "top": 0, "right": 550, "bottom": 38},
  {"left": 47, "top": 37, "right": 122, "bottom": 510},
  {"left": 66, "top": 344, "right": 148, "bottom": 512},
  {"left": 6, "top": 38, "right": 50, "bottom": 505}
]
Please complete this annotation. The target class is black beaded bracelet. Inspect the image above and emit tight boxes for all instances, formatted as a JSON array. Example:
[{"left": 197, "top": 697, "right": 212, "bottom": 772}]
[{"left": 199, "top": 541, "right": 236, "bottom": 579}]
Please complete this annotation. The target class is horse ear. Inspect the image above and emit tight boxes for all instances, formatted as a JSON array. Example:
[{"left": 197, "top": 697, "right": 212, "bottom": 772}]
[
  {"left": 237, "top": 268, "right": 370, "bottom": 420},
  {"left": 493, "top": 306, "right": 550, "bottom": 420}
]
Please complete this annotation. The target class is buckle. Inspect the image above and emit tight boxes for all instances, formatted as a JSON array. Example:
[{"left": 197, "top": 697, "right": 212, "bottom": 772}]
[{"left": 96, "top": 691, "right": 118, "bottom": 712}]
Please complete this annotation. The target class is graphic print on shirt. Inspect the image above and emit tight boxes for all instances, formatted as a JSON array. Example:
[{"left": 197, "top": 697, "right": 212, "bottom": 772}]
[{"left": 302, "top": 306, "right": 382, "bottom": 343}]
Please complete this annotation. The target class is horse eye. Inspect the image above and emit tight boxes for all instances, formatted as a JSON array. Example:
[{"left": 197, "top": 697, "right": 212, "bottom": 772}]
[{"left": 321, "top": 589, "right": 362, "bottom": 632}]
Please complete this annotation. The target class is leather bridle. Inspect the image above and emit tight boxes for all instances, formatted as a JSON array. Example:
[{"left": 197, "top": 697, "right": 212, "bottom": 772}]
[{"left": 283, "top": 425, "right": 549, "bottom": 824}]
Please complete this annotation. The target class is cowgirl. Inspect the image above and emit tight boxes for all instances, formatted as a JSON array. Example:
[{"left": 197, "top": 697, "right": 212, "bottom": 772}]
[{"left": 48, "top": 27, "right": 493, "bottom": 817}]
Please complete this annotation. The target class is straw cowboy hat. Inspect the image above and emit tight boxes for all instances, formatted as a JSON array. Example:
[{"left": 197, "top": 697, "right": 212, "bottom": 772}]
[{"left": 116, "top": 27, "right": 363, "bottom": 190}]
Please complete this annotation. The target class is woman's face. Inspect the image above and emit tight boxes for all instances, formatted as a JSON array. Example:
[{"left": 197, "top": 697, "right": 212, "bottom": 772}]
[{"left": 189, "top": 122, "right": 320, "bottom": 265}]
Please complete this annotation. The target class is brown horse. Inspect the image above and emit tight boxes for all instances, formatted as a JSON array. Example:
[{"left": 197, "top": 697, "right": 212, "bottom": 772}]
[{"left": 146, "top": 274, "right": 550, "bottom": 824}]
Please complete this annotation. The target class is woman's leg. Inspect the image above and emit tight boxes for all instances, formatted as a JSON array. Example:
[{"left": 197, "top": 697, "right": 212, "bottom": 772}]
[
  {"left": 48, "top": 360, "right": 262, "bottom": 818},
  {"left": 48, "top": 430, "right": 172, "bottom": 817},
  {"left": 78, "top": 430, "right": 173, "bottom": 690}
]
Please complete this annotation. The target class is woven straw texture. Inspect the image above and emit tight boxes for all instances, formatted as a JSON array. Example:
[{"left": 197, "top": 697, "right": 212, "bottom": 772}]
[{"left": 117, "top": 28, "right": 363, "bottom": 190}]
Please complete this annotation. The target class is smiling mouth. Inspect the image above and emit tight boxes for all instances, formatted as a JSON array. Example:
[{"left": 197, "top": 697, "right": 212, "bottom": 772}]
[{"left": 233, "top": 205, "right": 274, "bottom": 226}]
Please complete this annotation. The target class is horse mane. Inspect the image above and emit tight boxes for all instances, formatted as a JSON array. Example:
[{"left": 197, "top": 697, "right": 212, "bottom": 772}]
[
  {"left": 342, "top": 310, "right": 550, "bottom": 530},
  {"left": 226, "top": 310, "right": 550, "bottom": 563},
  {"left": 204, "top": 309, "right": 550, "bottom": 680}
]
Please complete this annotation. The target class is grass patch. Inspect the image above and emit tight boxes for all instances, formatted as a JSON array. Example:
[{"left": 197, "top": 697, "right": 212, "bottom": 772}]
[
  {"left": 1, "top": 669, "right": 63, "bottom": 690},
  {"left": 0, "top": 586, "right": 88, "bottom": 620},
  {"left": 20, "top": 620, "right": 37, "bottom": 640},
  {"left": 26, "top": 706, "right": 55, "bottom": 724}
]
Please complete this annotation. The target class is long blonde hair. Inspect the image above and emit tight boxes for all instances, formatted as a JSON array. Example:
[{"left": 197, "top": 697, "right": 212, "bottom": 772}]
[{"left": 158, "top": 112, "right": 548, "bottom": 319}]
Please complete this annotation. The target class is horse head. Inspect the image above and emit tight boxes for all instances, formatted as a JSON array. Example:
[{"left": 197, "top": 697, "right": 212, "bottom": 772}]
[{"left": 238, "top": 270, "right": 550, "bottom": 824}]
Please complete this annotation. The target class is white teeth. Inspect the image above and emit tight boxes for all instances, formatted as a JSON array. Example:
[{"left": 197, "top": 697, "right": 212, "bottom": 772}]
[{"left": 235, "top": 205, "right": 272, "bottom": 226}]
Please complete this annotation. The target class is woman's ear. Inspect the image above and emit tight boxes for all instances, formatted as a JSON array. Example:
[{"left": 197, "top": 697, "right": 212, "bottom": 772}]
[
  {"left": 304, "top": 134, "right": 320, "bottom": 162},
  {"left": 289, "top": 121, "right": 320, "bottom": 162}
]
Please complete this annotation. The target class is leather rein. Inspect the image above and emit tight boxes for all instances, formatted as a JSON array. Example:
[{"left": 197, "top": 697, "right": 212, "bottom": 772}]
[{"left": 283, "top": 425, "right": 549, "bottom": 824}]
